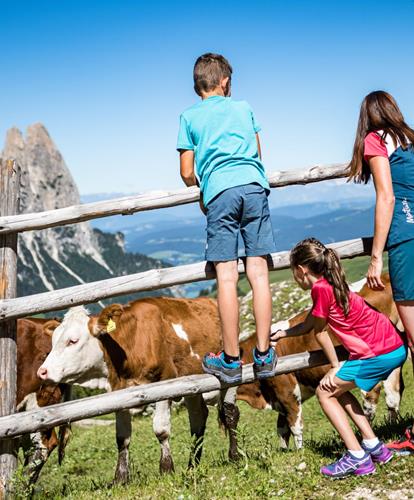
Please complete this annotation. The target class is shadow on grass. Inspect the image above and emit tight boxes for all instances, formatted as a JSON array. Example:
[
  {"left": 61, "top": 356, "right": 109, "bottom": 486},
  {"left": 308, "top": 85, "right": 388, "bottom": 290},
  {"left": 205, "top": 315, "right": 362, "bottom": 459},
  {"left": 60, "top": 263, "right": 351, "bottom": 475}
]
[{"left": 305, "top": 414, "right": 413, "bottom": 459}]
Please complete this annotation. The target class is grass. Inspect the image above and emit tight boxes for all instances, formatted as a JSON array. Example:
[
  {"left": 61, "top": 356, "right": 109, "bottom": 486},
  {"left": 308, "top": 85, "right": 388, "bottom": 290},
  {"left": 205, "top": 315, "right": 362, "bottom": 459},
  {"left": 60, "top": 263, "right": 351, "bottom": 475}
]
[
  {"left": 14, "top": 362, "right": 414, "bottom": 499},
  {"left": 14, "top": 254, "right": 409, "bottom": 499}
]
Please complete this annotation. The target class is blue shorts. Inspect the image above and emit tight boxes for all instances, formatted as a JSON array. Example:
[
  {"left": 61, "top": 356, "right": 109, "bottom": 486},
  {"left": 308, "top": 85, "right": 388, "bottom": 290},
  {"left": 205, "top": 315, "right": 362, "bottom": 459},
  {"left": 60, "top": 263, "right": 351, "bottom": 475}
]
[
  {"left": 205, "top": 183, "right": 276, "bottom": 262},
  {"left": 336, "top": 345, "right": 407, "bottom": 392},
  {"left": 388, "top": 238, "right": 414, "bottom": 301}
]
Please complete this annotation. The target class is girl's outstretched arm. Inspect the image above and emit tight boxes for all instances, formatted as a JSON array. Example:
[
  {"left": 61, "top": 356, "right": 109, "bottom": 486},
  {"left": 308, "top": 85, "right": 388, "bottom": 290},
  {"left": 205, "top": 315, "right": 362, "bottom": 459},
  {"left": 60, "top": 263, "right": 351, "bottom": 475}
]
[
  {"left": 313, "top": 317, "right": 340, "bottom": 390},
  {"left": 271, "top": 311, "right": 315, "bottom": 340},
  {"left": 368, "top": 156, "right": 395, "bottom": 290}
]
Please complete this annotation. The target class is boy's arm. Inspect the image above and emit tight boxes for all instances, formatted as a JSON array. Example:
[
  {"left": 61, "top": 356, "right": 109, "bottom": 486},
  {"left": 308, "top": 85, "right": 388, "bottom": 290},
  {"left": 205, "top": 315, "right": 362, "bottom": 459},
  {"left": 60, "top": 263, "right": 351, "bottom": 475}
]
[
  {"left": 256, "top": 133, "right": 262, "bottom": 160},
  {"left": 179, "top": 150, "right": 206, "bottom": 214},
  {"left": 179, "top": 150, "right": 197, "bottom": 186}
]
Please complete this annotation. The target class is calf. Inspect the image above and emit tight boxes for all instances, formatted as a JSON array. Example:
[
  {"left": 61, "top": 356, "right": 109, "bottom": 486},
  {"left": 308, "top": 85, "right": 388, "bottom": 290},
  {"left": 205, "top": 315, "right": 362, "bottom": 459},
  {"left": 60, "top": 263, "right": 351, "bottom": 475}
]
[
  {"left": 38, "top": 298, "right": 240, "bottom": 483},
  {"left": 16, "top": 318, "right": 71, "bottom": 484},
  {"left": 237, "top": 275, "right": 406, "bottom": 449}
]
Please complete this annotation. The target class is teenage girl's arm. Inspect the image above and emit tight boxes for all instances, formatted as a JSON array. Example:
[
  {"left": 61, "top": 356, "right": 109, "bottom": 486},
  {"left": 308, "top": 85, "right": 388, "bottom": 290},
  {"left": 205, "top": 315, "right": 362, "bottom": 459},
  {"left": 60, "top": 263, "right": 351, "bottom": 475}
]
[
  {"left": 179, "top": 150, "right": 206, "bottom": 214},
  {"left": 367, "top": 156, "right": 395, "bottom": 290}
]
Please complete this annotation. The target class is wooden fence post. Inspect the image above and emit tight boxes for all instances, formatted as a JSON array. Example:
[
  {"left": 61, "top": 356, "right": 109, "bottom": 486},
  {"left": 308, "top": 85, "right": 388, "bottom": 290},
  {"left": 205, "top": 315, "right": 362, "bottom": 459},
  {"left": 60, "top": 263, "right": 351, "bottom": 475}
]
[{"left": 0, "top": 159, "right": 20, "bottom": 498}]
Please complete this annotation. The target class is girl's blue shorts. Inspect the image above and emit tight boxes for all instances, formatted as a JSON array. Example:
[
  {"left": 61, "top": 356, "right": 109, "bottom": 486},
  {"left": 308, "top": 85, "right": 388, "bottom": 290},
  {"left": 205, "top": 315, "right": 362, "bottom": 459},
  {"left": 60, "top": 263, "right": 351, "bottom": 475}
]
[
  {"left": 388, "top": 238, "right": 414, "bottom": 302},
  {"left": 336, "top": 345, "right": 407, "bottom": 391}
]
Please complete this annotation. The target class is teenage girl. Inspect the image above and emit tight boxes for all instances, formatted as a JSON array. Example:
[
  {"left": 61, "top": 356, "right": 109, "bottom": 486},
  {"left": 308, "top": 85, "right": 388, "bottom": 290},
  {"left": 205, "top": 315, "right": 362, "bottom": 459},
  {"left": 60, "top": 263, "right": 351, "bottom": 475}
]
[
  {"left": 272, "top": 238, "right": 407, "bottom": 479},
  {"left": 348, "top": 91, "right": 414, "bottom": 454}
]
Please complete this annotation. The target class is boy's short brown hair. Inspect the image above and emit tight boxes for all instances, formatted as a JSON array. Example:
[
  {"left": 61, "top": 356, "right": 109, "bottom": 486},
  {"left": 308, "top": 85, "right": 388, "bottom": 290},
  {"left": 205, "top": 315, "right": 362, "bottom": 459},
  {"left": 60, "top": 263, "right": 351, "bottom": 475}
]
[{"left": 193, "top": 53, "right": 232, "bottom": 97}]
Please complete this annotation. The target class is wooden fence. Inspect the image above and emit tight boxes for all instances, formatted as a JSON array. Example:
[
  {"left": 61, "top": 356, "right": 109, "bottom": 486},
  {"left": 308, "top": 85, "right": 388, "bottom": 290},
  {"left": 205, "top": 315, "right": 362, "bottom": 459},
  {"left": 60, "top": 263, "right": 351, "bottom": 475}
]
[{"left": 0, "top": 159, "right": 368, "bottom": 493}]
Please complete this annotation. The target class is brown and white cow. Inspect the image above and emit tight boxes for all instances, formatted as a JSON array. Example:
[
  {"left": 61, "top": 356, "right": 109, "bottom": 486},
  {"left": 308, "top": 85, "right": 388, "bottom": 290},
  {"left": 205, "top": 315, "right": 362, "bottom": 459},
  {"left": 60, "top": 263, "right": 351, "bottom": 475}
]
[
  {"left": 237, "top": 274, "right": 406, "bottom": 449},
  {"left": 38, "top": 298, "right": 241, "bottom": 483},
  {"left": 16, "top": 318, "right": 71, "bottom": 484}
]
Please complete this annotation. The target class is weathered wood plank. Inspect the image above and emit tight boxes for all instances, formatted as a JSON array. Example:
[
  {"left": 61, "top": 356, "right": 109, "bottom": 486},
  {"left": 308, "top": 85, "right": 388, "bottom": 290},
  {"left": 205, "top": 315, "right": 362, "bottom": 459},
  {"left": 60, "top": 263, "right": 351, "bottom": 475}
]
[
  {"left": 0, "top": 163, "right": 348, "bottom": 235},
  {"left": 0, "top": 160, "right": 20, "bottom": 496},
  {"left": 0, "top": 346, "right": 348, "bottom": 440},
  {"left": 0, "top": 237, "right": 372, "bottom": 322}
]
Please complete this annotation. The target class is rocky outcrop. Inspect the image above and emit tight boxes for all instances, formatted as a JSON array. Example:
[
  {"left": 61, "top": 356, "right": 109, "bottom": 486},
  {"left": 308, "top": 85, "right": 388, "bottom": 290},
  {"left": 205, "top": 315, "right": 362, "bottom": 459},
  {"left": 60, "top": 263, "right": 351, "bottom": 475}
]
[{"left": 1, "top": 124, "right": 169, "bottom": 303}]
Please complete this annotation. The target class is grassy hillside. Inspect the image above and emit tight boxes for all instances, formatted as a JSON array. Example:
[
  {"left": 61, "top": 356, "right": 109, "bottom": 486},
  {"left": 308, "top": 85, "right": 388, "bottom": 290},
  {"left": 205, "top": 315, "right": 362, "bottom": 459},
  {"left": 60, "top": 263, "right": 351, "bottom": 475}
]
[
  {"left": 238, "top": 255, "right": 388, "bottom": 296},
  {"left": 15, "top": 362, "right": 414, "bottom": 499}
]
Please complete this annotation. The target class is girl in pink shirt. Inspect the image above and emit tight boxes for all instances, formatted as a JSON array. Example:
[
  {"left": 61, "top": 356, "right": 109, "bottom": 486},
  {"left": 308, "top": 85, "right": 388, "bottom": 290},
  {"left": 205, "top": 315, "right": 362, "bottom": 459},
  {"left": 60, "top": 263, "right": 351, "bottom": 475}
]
[{"left": 272, "top": 238, "right": 406, "bottom": 479}]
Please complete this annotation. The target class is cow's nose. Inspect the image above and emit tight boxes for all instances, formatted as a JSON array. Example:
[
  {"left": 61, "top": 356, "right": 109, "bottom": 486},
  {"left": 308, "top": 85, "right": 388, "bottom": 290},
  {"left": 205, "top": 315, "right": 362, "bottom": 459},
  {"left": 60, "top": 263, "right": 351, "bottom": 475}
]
[{"left": 37, "top": 366, "right": 48, "bottom": 380}]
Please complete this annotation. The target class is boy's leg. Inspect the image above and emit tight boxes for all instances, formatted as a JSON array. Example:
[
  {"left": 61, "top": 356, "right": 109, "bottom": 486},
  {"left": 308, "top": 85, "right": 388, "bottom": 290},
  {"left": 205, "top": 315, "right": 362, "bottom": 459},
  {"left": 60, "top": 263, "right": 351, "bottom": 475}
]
[
  {"left": 245, "top": 256, "right": 272, "bottom": 352},
  {"left": 215, "top": 260, "right": 240, "bottom": 357},
  {"left": 239, "top": 184, "right": 277, "bottom": 378}
]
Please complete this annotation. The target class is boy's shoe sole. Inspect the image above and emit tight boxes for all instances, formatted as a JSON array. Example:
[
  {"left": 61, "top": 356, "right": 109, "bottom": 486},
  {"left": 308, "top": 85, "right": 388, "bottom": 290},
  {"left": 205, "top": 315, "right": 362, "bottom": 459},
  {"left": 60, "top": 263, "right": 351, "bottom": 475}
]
[
  {"left": 253, "top": 353, "right": 278, "bottom": 380},
  {"left": 202, "top": 363, "right": 242, "bottom": 384}
]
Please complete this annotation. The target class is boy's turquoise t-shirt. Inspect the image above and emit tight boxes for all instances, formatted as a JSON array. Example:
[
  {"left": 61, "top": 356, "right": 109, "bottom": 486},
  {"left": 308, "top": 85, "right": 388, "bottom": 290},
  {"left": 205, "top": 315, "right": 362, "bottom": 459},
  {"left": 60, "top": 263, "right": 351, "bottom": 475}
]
[{"left": 177, "top": 95, "right": 270, "bottom": 206}]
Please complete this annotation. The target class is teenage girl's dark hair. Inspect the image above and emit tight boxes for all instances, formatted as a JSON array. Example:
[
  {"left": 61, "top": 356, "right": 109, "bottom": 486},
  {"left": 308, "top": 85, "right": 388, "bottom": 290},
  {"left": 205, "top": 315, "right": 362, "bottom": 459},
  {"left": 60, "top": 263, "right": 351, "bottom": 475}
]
[
  {"left": 193, "top": 53, "right": 232, "bottom": 97},
  {"left": 348, "top": 90, "right": 414, "bottom": 184},
  {"left": 290, "top": 238, "right": 350, "bottom": 315}
]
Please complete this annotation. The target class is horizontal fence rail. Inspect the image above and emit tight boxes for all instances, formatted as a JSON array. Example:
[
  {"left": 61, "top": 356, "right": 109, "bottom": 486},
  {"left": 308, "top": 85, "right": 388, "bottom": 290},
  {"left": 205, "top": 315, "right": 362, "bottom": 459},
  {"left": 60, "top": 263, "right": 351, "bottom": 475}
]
[
  {"left": 0, "top": 346, "right": 348, "bottom": 439},
  {"left": 0, "top": 237, "right": 372, "bottom": 322},
  {"left": 0, "top": 163, "right": 348, "bottom": 235}
]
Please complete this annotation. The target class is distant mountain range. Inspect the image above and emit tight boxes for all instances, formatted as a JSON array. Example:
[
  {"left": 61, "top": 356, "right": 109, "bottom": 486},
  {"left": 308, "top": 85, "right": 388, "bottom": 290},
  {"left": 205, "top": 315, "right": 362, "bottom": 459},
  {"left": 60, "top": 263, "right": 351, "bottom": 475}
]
[
  {"left": 83, "top": 196, "right": 375, "bottom": 264},
  {"left": 81, "top": 188, "right": 375, "bottom": 296}
]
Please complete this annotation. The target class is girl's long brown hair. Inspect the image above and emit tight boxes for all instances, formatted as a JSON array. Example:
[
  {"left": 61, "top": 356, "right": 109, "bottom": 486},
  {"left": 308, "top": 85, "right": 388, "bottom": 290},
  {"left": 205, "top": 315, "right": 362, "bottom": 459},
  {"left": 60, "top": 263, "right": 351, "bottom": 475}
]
[
  {"left": 290, "top": 238, "right": 350, "bottom": 315},
  {"left": 348, "top": 90, "right": 414, "bottom": 183}
]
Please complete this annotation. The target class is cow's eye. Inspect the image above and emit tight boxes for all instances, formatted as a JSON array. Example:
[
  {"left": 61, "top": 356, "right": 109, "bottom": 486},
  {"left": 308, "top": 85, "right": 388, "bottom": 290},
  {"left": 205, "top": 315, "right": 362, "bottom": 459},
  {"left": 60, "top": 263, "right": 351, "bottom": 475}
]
[{"left": 68, "top": 339, "right": 79, "bottom": 346}]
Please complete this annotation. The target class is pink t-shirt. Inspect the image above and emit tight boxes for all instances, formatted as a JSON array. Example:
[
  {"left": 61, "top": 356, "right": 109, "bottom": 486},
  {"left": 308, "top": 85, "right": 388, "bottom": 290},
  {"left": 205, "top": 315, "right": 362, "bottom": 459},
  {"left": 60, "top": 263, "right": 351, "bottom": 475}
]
[
  {"left": 363, "top": 132, "right": 388, "bottom": 162},
  {"left": 311, "top": 278, "right": 403, "bottom": 360}
]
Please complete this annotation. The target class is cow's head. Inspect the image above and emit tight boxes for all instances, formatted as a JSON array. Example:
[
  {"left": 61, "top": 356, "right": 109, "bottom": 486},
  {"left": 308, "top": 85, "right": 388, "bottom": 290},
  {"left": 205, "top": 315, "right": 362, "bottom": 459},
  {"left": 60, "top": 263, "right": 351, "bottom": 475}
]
[
  {"left": 42, "top": 319, "right": 61, "bottom": 337},
  {"left": 37, "top": 306, "right": 108, "bottom": 385},
  {"left": 90, "top": 304, "right": 125, "bottom": 338},
  {"left": 237, "top": 382, "right": 271, "bottom": 410}
]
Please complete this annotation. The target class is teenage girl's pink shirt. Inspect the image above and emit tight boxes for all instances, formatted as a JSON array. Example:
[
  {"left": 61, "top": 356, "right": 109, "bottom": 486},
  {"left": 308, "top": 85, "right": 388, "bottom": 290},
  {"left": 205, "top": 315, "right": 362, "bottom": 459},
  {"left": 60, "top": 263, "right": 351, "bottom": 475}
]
[{"left": 311, "top": 278, "right": 403, "bottom": 360}]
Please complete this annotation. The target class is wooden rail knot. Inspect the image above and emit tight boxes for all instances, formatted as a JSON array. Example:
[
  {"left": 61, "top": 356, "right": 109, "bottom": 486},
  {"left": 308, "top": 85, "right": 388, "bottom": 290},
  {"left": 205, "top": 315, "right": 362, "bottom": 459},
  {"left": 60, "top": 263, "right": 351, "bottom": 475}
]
[{"left": 5, "top": 160, "right": 15, "bottom": 174}]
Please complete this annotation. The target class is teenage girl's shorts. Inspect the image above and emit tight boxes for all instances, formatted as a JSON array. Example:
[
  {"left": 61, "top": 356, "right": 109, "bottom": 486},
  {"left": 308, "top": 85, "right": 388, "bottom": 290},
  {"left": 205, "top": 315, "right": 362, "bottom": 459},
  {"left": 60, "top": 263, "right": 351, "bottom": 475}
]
[{"left": 388, "top": 238, "right": 414, "bottom": 301}]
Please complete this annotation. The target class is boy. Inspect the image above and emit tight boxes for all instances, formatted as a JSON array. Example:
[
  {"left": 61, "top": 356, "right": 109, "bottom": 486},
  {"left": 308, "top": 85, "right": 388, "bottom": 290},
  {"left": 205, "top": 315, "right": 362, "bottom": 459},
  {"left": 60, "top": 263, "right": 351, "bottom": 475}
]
[{"left": 177, "top": 53, "right": 277, "bottom": 383}]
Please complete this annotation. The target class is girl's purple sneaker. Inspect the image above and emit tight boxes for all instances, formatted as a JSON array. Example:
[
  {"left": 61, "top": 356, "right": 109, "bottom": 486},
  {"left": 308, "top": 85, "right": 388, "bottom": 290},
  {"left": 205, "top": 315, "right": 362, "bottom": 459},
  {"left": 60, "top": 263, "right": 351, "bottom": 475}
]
[
  {"left": 362, "top": 441, "right": 393, "bottom": 464},
  {"left": 320, "top": 452, "right": 375, "bottom": 479}
]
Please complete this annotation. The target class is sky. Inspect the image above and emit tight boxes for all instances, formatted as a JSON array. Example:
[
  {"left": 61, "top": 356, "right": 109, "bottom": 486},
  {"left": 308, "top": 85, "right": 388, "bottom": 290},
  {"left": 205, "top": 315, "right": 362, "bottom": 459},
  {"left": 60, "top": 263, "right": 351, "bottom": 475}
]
[{"left": 1, "top": 0, "right": 414, "bottom": 196}]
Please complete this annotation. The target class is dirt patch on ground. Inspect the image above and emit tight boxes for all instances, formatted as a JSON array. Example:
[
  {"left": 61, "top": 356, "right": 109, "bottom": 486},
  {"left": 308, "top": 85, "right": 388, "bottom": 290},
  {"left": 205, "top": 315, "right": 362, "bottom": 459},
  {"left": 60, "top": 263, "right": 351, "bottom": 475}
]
[{"left": 344, "top": 486, "right": 414, "bottom": 499}]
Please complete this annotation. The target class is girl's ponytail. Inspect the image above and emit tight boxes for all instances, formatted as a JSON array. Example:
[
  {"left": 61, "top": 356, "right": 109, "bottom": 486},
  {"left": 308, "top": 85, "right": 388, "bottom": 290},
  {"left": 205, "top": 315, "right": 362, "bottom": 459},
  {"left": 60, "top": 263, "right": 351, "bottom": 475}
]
[
  {"left": 290, "top": 238, "right": 350, "bottom": 316},
  {"left": 323, "top": 248, "right": 350, "bottom": 316}
]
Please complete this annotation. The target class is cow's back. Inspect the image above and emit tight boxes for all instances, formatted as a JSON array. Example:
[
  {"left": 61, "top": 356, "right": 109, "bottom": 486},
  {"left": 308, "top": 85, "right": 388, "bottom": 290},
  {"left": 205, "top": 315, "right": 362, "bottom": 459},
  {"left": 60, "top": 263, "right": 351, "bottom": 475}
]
[
  {"left": 136, "top": 297, "right": 221, "bottom": 377},
  {"left": 98, "top": 297, "right": 222, "bottom": 388}
]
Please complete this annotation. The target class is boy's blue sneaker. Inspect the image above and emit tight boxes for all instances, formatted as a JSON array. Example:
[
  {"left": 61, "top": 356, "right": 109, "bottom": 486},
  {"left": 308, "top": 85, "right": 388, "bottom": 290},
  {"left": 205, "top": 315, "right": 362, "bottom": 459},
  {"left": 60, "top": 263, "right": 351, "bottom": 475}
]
[
  {"left": 321, "top": 452, "right": 375, "bottom": 479},
  {"left": 253, "top": 347, "right": 278, "bottom": 379},
  {"left": 202, "top": 351, "right": 242, "bottom": 384}
]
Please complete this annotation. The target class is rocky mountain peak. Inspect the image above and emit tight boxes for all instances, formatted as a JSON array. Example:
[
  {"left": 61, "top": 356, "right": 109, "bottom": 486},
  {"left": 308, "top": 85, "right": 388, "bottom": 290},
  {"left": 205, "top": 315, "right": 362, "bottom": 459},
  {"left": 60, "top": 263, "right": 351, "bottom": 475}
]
[{"left": 1, "top": 124, "right": 166, "bottom": 302}]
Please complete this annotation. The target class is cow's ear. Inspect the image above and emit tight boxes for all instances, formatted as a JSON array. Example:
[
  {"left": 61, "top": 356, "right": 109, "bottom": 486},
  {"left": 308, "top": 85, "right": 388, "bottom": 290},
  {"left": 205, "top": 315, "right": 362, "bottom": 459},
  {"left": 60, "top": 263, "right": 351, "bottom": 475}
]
[
  {"left": 43, "top": 320, "right": 60, "bottom": 337},
  {"left": 95, "top": 304, "right": 124, "bottom": 336}
]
